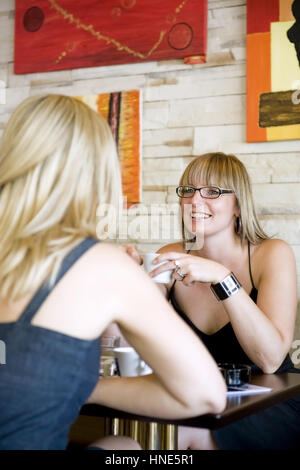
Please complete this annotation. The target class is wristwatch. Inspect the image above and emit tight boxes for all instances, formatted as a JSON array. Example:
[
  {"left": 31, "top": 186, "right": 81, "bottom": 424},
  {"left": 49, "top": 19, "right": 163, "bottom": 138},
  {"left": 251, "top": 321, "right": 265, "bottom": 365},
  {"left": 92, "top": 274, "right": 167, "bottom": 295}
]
[{"left": 210, "top": 272, "right": 241, "bottom": 301}]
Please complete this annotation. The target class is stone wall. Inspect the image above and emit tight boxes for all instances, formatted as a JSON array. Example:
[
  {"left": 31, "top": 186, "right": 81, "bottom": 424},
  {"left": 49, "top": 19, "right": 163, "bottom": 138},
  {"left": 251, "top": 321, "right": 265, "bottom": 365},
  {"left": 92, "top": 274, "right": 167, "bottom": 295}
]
[{"left": 0, "top": 0, "right": 300, "bottom": 308}]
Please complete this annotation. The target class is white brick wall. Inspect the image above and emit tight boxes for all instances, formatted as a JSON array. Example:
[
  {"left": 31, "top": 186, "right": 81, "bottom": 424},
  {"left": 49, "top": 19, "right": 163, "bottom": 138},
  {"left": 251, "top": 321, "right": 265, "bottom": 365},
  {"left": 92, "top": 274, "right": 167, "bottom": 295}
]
[
  {"left": 0, "top": 0, "right": 14, "bottom": 12},
  {"left": 0, "top": 0, "right": 299, "bottom": 300},
  {"left": 0, "top": 10, "right": 14, "bottom": 64}
]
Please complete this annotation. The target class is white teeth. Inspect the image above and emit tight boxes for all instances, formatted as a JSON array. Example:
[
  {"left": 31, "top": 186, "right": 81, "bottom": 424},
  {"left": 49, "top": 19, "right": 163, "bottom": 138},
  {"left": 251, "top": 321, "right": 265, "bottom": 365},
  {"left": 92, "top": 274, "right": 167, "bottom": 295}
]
[{"left": 192, "top": 213, "right": 211, "bottom": 219}]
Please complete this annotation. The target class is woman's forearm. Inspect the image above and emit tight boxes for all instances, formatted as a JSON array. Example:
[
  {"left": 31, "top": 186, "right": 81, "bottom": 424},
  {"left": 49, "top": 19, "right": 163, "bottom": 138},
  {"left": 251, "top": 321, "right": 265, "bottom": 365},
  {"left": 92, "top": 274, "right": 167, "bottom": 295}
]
[
  {"left": 223, "top": 289, "right": 289, "bottom": 373},
  {"left": 87, "top": 373, "right": 225, "bottom": 419}
]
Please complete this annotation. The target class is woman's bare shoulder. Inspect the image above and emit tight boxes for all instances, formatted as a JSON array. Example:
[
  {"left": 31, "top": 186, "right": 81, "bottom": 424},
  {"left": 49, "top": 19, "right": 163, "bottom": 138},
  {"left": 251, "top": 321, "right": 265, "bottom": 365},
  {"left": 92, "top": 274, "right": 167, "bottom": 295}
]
[
  {"left": 156, "top": 242, "right": 185, "bottom": 254},
  {"left": 71, "top": 242, "right": 137, "bottom": 284},
  {"left": 87, "top": 241, "right": 136, "bottom": 270},
  {"left": 254, "top": 238, "right": 294, "bottom": 258},
  {"left": 252, "top": 238, "right": 296, "bottom": 275}
]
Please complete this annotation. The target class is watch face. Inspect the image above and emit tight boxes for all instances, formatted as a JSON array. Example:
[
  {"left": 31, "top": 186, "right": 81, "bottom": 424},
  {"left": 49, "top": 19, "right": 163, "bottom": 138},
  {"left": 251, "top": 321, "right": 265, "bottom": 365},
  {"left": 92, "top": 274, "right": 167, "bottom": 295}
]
[
  {"left": 211, "top": 273, "right": 241, "bottom": 301},
  {"left": 225, "top": 276, "right": 237, "bottom": 289}
]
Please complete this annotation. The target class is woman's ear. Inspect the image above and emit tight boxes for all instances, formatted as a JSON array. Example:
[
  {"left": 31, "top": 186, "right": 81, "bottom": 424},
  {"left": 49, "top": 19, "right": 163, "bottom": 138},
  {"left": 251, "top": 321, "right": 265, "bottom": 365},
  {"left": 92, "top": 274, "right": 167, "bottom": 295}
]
[
  {"left": 234, "top": 214, "right": 242, "bottom": 234},
  {"left": 233, "top": 198, "right": 240, "bottom": 218}
]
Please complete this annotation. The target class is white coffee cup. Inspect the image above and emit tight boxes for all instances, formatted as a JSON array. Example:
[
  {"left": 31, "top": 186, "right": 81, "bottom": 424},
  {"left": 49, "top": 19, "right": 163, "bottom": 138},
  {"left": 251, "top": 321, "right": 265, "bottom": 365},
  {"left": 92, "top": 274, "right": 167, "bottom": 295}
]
[
  {"left": 114, "top": 347, "right": 152, "bottom": 377},
  {"left": 142, "top": 253, "right": 173, "bottom": 284}
]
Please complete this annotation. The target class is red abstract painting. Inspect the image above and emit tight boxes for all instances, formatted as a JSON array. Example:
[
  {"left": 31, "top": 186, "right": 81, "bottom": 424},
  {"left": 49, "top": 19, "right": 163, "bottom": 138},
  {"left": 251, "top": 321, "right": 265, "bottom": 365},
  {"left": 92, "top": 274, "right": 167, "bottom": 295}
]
[{"left": 14, "top": 0, "right": 207, "bottom": 74}]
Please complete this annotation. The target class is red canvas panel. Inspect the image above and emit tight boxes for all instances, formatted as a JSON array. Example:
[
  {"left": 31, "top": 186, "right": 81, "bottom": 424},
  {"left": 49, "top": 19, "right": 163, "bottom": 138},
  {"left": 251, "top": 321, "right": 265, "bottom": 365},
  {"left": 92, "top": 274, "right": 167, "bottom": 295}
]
[
  {"left": 15, "top": 0, "right": 207, "bottom": 74},
  {"left": 247, "top": 0, "right": 279, "bottom": 34}
]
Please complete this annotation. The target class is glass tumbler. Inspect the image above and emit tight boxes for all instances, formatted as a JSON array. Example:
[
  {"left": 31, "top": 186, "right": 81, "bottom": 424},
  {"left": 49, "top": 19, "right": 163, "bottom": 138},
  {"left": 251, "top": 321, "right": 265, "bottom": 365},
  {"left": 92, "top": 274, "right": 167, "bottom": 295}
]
[{"left": 99, "top": 335, "right": 121, "bottom": 377}]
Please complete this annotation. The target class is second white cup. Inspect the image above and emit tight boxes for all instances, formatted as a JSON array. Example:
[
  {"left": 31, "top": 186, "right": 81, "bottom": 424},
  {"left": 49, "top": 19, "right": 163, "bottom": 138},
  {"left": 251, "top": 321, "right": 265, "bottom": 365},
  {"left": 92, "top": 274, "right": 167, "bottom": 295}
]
[
  {"left": 142, "top": 253, "right": 173, "bottom": 284},
  {"left": 114, "top": 347, "right": 152, "bottom": 377}
]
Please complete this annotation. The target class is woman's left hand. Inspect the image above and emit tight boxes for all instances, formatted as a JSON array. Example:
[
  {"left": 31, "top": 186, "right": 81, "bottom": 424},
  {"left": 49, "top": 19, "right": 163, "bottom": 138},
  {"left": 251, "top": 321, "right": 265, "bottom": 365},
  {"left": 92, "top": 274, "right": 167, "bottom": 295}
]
[{"left": 150, "top": 252, "right": 230, "bottom": 286}]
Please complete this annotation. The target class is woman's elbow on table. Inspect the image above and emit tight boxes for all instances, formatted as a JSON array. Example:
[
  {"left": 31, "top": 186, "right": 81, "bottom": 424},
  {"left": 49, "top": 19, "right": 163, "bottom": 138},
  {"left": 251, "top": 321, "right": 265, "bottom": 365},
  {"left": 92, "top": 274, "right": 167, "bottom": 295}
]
[
  {"left": 204, "top": 367, "right": 228, "bottom": 414},
  {"left": 181, "top": 379, "right": 227, "bottom": 417},
  {"left": 204, "top": 383, "right": 227, "bottom": 415},
  {"left": 207, "top": 388, "right": 227, "bottom": 415},
  {"left": 187, "top": 390, "right": 226, "bottom": 417},
  {"left": 260, "top": 359, "right": 283, "bottom": 375},
  {"left": 256, "top": 344, "right": 291, "bottom": 375}
]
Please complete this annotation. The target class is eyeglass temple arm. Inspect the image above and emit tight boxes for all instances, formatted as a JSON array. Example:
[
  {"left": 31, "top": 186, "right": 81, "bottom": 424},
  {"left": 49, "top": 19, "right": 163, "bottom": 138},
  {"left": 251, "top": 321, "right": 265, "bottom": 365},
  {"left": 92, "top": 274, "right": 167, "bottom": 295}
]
[{"left": 220, "top": 189, "right": 234, "bottom": 194}]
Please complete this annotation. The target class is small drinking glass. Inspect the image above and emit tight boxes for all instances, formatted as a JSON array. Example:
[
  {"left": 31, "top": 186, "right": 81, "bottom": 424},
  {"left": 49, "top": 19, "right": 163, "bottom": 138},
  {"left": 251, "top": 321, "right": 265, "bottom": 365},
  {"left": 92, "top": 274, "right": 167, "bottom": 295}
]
[
  {"left": 218, "top": 363, "right": 251, "bottom": 386},
  {"left": 99, "top": 335, "right": 120, "bottom": 377},
  {"left": 101, "top": 336, "right": 121, "bottom": 349}
]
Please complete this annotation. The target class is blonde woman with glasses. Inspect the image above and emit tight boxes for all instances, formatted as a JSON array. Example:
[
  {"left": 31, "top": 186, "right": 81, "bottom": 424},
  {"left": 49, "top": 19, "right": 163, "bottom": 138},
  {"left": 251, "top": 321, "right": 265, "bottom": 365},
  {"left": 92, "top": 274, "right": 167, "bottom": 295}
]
[
  {"left": 148, "top": 152, "right": 299, "bottom": 450},
  {"left": 0, "top": 96, "right": 226, "bottom": 450}
]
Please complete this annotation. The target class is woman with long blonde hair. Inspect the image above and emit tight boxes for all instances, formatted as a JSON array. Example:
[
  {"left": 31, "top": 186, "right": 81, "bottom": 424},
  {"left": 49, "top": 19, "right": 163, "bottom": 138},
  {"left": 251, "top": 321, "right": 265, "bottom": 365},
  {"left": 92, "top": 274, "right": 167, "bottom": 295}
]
[
  {"left": 0, "top": 96, "right": 226, "bottom": 450},
  {"left": 149, "top": 152, "right": 300, "bottom": 449}
]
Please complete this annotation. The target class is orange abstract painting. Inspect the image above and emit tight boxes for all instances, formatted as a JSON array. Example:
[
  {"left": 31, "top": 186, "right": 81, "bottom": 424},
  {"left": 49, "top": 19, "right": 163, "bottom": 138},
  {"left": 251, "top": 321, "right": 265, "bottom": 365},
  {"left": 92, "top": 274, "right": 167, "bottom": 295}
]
[
  {"left": 247, "top": 0, "right": 300, "bottom": 142},
  {"left": 77, "top": 90, "right": 141, "bottom": 205}
]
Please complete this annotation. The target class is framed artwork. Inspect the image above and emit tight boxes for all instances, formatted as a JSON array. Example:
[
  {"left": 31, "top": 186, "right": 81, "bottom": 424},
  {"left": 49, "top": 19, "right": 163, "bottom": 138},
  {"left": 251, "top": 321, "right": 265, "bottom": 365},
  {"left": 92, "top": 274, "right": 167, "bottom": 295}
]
[
  {"left": 77, "top": 90, "right": 141, "bottom": 205},
  {"left": 247, "top": 0, "right": 300, "bottom": 142},
  {"left": 15, "top": 0, "right": 207, "bottom": 74}
]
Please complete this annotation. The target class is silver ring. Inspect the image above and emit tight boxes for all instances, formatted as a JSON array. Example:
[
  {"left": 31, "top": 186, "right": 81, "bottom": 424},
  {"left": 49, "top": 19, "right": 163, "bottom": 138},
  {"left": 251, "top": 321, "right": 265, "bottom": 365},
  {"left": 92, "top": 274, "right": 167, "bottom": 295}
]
[
  {"left": 174, "top": 259, "right": 181, "bottom": 268},
  {"left": 175, "top": 266, "right": 185, "bottom": 279}
]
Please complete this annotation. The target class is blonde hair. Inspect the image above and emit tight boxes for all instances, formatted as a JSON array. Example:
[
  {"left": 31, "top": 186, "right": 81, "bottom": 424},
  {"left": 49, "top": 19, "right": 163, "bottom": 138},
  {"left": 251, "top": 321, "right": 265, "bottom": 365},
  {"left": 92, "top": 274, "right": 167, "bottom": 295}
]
[
  {"left": 0, "top": 94, "right": 121, "bottom": 301},
  {"left": 179, "top": 152, "right": 269, "bottom": 245}
]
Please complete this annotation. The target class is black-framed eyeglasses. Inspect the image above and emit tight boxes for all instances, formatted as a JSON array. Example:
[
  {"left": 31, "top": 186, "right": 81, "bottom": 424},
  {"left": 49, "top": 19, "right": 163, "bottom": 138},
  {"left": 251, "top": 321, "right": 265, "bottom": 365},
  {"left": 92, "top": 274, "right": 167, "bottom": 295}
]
[{"left": 176, "top": 185, "right": 235, "bottom": 199}]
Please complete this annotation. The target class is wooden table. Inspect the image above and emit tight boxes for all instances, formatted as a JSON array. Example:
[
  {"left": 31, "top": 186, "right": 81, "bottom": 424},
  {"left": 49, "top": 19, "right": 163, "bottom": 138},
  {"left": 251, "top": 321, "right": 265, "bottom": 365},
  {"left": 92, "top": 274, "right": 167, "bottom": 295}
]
[{"left": 81, "top": 372, "right": 300, "bottom": 449}]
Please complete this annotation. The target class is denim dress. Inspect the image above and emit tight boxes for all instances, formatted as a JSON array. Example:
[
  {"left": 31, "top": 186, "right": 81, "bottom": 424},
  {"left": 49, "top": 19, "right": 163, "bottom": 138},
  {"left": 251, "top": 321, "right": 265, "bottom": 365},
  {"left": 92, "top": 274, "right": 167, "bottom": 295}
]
[{"left": 0, "top": 238, "right": 100, "bottom": 450}]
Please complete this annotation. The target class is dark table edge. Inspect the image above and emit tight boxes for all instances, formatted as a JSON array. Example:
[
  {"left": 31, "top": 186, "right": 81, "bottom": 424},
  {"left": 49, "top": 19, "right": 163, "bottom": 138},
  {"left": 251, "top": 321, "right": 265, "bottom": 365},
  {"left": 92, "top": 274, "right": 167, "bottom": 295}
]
[{"left": 81, "top": 374, "right": 300, "bottom": 430}]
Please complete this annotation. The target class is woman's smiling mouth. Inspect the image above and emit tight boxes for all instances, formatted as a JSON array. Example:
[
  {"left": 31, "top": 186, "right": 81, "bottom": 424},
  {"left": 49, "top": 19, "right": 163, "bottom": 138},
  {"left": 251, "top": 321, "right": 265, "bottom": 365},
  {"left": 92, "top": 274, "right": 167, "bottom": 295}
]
[{"left": 191, "top": 212, "right": 212, "bottom": 219}]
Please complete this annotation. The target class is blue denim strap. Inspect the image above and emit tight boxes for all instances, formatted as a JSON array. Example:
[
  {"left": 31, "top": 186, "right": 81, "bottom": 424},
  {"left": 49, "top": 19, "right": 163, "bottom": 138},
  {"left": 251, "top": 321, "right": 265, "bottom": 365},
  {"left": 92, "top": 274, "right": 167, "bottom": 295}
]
[{"left": 18, "top": 238, "right": 99, "bottom": 324}]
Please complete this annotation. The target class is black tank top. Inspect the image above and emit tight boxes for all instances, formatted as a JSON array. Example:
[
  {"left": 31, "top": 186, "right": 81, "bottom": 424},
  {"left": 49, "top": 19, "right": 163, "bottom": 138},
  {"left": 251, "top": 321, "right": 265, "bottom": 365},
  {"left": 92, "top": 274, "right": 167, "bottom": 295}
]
[{"left": 168, "top": 241, "right": 295, "bottom": 373}]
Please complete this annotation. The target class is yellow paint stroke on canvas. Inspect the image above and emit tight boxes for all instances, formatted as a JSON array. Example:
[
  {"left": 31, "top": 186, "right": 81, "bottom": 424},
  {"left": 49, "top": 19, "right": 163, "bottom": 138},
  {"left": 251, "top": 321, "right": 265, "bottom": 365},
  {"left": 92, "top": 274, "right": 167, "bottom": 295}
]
[
  {"left": 268, "top": 21, "right": 300, "bottom": 140},
  {"left": 118, "top": 90, "right": 141, "bottom": 204},
  {"left": 267, "top": 124, "right": 300, "bottom": 141},
  {"left": 271, "top": 21, "right": 300, "bottom": 91},
  {"left": 96, "top": 94, "right": 110, "bottom": 122},
  {"left": 48, "top": 0, "right": 189, "bottom": 63}
]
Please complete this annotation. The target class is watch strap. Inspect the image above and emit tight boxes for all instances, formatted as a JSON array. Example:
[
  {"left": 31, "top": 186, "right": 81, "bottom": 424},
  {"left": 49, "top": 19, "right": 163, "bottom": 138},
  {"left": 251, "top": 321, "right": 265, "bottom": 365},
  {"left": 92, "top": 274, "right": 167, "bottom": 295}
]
[{"left": 210, "top": 272, "right": 241, "bottom": 301}]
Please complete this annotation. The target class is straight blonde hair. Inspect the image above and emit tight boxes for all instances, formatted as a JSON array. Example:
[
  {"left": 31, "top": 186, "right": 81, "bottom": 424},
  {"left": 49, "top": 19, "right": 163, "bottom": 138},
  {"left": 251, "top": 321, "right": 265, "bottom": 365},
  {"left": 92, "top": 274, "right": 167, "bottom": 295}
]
[
  {"left": 0, "top": 94, "right": 121, "bottom": 301},
  {"left": 179, "top": 152, "right": 269, "bottom": 245}
]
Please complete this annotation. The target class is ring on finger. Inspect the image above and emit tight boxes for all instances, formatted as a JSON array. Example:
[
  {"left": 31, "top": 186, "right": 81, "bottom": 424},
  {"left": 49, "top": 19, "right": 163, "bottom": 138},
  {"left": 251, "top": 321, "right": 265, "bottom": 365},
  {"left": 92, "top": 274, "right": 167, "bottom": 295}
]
[{"left": 175, "top": 266, "right": 185, "bottom": 279}]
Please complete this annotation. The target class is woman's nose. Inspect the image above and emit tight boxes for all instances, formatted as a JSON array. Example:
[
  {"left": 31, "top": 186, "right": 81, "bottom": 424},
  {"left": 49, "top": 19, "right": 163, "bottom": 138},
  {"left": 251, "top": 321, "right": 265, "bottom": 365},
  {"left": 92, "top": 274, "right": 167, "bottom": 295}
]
[{"left": 191, "top": 189, "right": 203, "bottom": 202}]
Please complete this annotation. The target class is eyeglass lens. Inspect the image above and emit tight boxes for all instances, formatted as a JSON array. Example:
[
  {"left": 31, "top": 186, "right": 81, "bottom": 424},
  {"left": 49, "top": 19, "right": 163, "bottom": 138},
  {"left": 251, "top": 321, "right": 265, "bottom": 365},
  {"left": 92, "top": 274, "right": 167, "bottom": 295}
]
[{"left": 177, "top": 186, "right": 220, "bottom": 198}]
